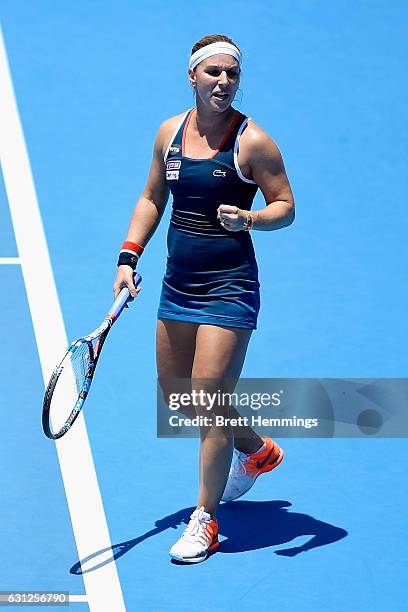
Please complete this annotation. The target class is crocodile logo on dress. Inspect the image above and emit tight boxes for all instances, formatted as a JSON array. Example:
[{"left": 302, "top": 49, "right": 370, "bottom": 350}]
[{"left": 213, "top": 169, "right": 227, "bottom": 177}]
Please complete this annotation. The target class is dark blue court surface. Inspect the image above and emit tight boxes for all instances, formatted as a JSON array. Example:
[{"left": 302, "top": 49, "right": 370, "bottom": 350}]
[{"left": 1, "top": 1, "right": 407, "bottom": 610}]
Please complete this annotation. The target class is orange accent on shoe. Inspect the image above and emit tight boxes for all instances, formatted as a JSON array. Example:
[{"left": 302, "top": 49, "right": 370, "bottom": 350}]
[
  {"left": 204, "top": 520, "right": 218, "bottom": 538},
  {"left": 203, "top": 520, "right": 219, "bottom": 553},
  {"left": 243, "top": 437, "right": 284, "bottom": 477},
  {"left": 208, "top": 540, "right": 220, "bottom": 553}
]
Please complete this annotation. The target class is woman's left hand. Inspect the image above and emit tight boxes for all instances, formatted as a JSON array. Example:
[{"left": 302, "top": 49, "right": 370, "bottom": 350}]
[{"left": 217, "top": 204, "right": 248, "bottom": 232}]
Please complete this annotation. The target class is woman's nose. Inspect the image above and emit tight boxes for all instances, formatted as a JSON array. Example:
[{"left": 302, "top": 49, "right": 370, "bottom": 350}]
[{"left": 219, "top": 70, "right": 229, "bottom": 85}]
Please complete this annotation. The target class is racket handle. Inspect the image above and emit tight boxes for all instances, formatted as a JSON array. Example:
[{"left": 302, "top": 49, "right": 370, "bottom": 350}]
[{"left": 109, "top": 272, "right": 142, "bottom": 321}]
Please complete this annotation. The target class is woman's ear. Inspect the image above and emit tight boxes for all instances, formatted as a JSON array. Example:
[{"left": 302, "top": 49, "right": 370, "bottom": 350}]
[{"left": 188, "top": 68, "right": 196, "bottom": 89}]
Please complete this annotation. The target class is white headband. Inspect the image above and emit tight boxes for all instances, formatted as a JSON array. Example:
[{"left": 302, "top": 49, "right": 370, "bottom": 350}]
[{"left": 188, "top": 41, "right": 241, "bottom": 71}]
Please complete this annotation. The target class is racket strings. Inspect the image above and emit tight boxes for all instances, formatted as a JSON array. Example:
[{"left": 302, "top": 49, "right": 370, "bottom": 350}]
[
  {"left": 71, "top": 342, "right": 93, "bottom": 392},
  {"left": 48, "top": 342, "right": 93, "bottom": 433}
]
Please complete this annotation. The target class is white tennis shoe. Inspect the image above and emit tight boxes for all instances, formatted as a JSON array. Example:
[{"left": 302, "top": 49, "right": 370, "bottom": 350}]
[
  {"left": 169, "top": 506, "right": 219, "bottom": 563},
  {"left": 221, "top": 437, "right": 284, "bottom": 502}
]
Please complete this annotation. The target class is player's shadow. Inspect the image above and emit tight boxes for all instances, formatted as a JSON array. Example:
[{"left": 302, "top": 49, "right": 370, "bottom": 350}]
[
  {"left": 70, "top": 500, "right": 347, "bottom": 574},
  {"left": 217, "top": 500, "right": 347, "bottom": 555}
]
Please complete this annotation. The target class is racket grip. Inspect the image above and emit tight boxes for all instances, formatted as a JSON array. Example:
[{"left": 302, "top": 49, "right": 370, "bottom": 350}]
[{"left": 109, "top": 272, "right": 142, "bottom": 321}]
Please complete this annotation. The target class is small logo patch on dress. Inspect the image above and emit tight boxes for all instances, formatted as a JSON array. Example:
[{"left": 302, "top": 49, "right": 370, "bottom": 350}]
[
  {"left": 213, "top": 169, "right": 227, "bottom": 177},
  {"left": 166, "top": 170, "right": 180, "bottom": 180},
  {"left": 168, "top": 144, "right": 181, "bottom": 156},
  {"left": 166, "top": 160, "right": 181, "bottom": 170}
]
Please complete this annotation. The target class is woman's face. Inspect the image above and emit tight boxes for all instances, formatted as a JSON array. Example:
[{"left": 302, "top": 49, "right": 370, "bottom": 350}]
[{"left": 189, "top": 54, "right": 240, "bottom": 111}]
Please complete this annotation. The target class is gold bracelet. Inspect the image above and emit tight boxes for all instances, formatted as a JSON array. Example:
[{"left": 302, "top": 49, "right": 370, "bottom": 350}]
[{"left": 242, "top": 210, "right": 254, "bottom": 231}]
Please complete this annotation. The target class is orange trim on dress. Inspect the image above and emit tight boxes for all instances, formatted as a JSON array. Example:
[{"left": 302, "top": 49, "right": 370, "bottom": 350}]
[
  {"left": 213, "top": 110, "right": 240, "bottom": 158},
  {"left": 181, "top": 109, "right": 195, "bottom": 157},
  {"left": 182, "top": 108, "right": 240, "bottom": 159}
]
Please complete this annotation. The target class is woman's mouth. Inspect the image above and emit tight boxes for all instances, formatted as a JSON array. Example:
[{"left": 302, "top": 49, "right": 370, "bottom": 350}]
[{"left": 213, "top": 92, "right": 229, "bottom": 101}]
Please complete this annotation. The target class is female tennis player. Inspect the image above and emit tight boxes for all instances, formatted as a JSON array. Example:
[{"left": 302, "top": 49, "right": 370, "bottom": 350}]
[{"left": 113, "top": 34, "right": 295, "bottom": 563}]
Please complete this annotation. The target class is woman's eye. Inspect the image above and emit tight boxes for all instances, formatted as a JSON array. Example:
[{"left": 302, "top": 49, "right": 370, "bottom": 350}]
[{"left": 207, "top": 70, "right": 239, "bottom": 78}]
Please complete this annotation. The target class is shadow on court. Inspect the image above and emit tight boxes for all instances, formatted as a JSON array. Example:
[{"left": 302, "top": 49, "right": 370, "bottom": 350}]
[
  {"left": 218, "top": 500, "right": 347, "bottom": 555},
  {"left": 70, "top": 500, "right": 347, "bottom": 573}
]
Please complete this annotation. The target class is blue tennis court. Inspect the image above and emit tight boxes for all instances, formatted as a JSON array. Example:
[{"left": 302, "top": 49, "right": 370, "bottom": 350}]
[{"left": 1, "top": 2, "right": 407, "bottom": 610}]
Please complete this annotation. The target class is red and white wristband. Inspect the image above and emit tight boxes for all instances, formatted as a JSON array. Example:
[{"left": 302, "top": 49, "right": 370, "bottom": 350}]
[{"left": 117, "top": 241, "right": 144, "bottom": 270}]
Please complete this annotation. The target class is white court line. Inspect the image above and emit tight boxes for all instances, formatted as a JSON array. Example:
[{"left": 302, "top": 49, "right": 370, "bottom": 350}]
[
  {"left": 0, "top": 257, "right": 20, "bottom": 264},
  {"left": 70, "top": 595, "right": 89, "bottom": 603},
  {"left": 0, "top": 28, "right": 126, "bottom": 612}
]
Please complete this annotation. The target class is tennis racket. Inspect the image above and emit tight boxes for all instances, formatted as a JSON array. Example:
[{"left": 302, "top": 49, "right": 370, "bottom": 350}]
[{"left": 42, "top": 273, "right": 142, "bottom": 439}]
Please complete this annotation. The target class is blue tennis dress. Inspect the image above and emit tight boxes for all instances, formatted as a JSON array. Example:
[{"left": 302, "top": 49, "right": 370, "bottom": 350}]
[{"left": 157, "top": 107, "right": 260, "bottom": 329}]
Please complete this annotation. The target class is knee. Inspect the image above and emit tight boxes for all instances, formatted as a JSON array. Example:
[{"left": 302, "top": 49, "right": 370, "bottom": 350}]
[
  {"left": 157, "top": 377, "right": 186, "bottom": 406},
  {"left": 157, "top": 377, "right": 199, "bottom": 418},
  {"left": 190, "top": 384, "right": 231, "bottom": 419}
]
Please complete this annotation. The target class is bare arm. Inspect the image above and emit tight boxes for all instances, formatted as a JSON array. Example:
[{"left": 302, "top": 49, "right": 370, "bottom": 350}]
[
  {"left": 248, "top": 125, "right": 295, "bottom": 231},
  {"left": 113, "top": 117, "right": 176, "bottom": 298},
  {"left": 217, "top": 122, "right": 295, "bottom": 232},
  {"left": 123, "top": 122, "right": 171, "bottom": 246}
]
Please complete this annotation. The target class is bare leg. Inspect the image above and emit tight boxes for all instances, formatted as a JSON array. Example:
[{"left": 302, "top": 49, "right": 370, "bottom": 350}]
[
  {"left": 156, "top": 319, "right": 262, "bottom": 452},
  {"left": 156, "top": 319, "right": 264, "bottom": 520},
  {"left": 192, "top": 324, "right": 262, "bottom": 517},
  {"left": 156, "top": 318, "right": 198, "bottom": 418}
]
